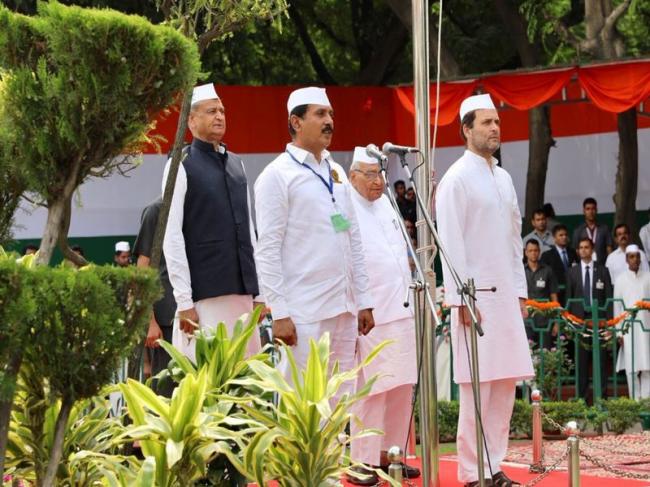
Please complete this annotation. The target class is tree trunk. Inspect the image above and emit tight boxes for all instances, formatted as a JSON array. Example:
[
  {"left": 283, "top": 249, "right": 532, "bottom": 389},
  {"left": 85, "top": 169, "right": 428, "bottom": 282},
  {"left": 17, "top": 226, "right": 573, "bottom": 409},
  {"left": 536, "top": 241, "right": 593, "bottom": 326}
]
[
  {"left": 35, "top": 197, "right": 67, "bottom": 266},
  {"left": 41, "top": 397, "right": 73, "bottom": 487},
  {"left": 525, "top": 105, "right": 555, "bottom": 223},
  {"left": 0, "top": 351, "right": 22, "bottom": 479},
  {"left": 384, "top": 0, "right": 461, "bottom": 77},
  {"left": 614, "top": 108, "right": 638, "bottom": 238},
  {"left": 57, "top": 197, "right": 88, "bottom": 267},
  {"left": 149, "top": 90, "right": 193, "bottom": 270}
]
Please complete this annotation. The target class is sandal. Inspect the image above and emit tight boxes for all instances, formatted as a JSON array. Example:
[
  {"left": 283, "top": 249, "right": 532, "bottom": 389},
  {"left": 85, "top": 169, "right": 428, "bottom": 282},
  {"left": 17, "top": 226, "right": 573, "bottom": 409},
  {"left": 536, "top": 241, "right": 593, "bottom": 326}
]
[{"left": 492, "top": 471, "right": 521, "bottom": 486}]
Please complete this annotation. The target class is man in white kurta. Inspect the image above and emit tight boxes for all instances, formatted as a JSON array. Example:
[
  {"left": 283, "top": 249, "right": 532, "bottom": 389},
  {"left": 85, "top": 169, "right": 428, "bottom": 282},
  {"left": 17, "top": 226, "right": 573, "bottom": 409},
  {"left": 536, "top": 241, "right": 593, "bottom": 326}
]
[
  {"left": 606, "top": 224, "right": 649, "bottom": 285},
  {"left": 254, "top": 88, "right": 375, "bottom": 398},
  {"left": 614, "top": 245, "right": 650, "bottom": 399},
  {"left": 436, "top": 94, "right": 534, "bottom": 486},
  {"left": 346, "top": 148, "right": 419, "bottom": 483},
  {"left": 163, "top": 84, "right": 262, "bottom": 361}
]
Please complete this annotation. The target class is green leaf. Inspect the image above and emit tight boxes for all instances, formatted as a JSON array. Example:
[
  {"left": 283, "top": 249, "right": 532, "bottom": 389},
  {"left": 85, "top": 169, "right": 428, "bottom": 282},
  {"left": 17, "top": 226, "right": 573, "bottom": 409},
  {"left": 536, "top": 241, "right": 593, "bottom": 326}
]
[
  {"left": 135, "top": 456, "right": 156, "bottom": 487},
  {"left": 165, "top": 438, "right": 184, "bottom": 469}
]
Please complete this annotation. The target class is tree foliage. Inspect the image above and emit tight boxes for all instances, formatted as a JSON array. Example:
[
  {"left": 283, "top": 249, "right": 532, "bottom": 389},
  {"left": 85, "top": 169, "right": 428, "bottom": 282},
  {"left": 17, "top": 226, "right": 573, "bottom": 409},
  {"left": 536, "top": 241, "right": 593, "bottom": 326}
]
[{"left": 0, "top": 1, "right": 200, "bottom": 265}]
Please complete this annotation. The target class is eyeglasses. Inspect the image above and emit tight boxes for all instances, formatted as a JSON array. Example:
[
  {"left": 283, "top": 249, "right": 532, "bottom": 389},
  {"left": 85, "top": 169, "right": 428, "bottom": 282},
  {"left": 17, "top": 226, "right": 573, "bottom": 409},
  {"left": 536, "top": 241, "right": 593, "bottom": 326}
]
[{"left": 353, "top": 169, "right": 382, "bottom": 180}]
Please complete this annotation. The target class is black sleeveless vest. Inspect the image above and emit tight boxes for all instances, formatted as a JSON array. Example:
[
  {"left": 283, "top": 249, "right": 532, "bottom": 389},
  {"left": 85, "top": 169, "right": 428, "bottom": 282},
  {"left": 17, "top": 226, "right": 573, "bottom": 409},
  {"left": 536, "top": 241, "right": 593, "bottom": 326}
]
[{"left": 182, "top": 138, "right": 259, "bottom": 302}]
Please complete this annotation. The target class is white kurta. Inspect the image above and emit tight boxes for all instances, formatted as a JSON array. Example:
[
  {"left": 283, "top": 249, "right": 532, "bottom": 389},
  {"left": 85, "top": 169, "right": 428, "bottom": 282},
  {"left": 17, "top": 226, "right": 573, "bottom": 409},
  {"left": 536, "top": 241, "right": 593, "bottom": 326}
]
[
  {"left": 614, "top": 270, "right": 650, "bottom": 374},
  {"left": 254, "top": 144, "right": 373, "bottom": 323},
  {"left": 350, "top": 190, "right": 417, "bottom": 393},
  {"left": 606, "top": 248, "right": 649, "bottom": 285},
  {"left": 435, "top": 150, "right": 534, "bottom": 383},
  {"left": 640, "top": 223, "right": 650, "bottom": 259}
]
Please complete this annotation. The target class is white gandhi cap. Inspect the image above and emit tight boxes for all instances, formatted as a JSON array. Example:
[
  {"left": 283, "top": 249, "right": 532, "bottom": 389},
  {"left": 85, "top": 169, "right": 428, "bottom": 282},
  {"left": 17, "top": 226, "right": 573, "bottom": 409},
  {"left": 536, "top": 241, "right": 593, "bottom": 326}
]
[
  {"left": 459, "top": 93, "right": 496, "bottom": 120},
  {"left": 115, "top": 241, "right": 130, "bottom": 252},
  {"left": 353, "top": 146, "right": 379, "bottom": 165},
  {"left": 287, "top": 87, "right": 331, "bottom": 114},
  {"left": 191, "top": 83, "right": 219, "bottom": 106},
  {"left": 625, "top": 244, "right": 640, "bottom": 255},
  {"left": 352, "top": 147, "right": 379, "bottom": 164}
]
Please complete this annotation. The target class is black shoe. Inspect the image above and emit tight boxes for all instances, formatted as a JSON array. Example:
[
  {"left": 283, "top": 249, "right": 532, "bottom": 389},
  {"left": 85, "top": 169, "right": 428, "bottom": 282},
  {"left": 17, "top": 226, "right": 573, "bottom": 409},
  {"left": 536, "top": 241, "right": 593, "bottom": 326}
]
[
  {"left": 464, "top": 480, "right": 493, "bottom": 487},
  {"left": 346, "top": 465, "right": 379, "bottom": 486},
  {"left": 492, "top": 471, "right": 521, "bottom": 486},
  {"left": 380, "top": 462, "right": 421, "bottom": 479}
]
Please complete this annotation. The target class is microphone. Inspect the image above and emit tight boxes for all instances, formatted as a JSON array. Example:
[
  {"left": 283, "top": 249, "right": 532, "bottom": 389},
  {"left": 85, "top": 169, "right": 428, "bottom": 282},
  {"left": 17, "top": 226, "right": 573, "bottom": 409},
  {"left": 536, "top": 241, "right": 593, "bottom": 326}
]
[
  {"left": 382, "top": 142, "right": 420, "bottom": 155},
  {"left": 366, "top": 144, "right": 387, "bottom": 162}
]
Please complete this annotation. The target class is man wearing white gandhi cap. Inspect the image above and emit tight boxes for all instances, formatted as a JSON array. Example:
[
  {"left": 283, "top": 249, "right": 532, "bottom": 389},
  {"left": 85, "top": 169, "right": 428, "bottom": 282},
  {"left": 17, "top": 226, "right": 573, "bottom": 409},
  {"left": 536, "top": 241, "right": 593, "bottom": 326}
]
[
  {"left": 614, "top": 244, "right": 650, "bottom": 399},
  {"left": 255, "top": 88, "right": 375, "bottom": 398},
  {"left": 162, "top": 83, "right": 264, "bottom": 361},
  {"left": 345, "top": 147, "right": 419, "bottom": 484},
  {"left": 436, "top": 93, "right": 534, "bottom": 487},
  {"left": 114, "top": 241, "right": 131, "bottom": 267}
]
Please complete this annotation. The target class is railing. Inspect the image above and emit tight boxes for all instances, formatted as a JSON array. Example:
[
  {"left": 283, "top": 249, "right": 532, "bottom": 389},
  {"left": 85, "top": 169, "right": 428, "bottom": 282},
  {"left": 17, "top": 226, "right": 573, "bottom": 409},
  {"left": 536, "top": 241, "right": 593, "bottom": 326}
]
[{"left": 435, "top": 297, "right": 650, "bottom": 402}]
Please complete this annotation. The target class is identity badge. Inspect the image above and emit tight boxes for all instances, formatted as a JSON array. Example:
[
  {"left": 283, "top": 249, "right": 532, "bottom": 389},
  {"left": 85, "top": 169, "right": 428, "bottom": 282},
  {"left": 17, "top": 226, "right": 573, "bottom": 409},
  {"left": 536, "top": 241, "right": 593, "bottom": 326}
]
[{"left": 331, "top": 213, "right": 351, "bottom": 232}]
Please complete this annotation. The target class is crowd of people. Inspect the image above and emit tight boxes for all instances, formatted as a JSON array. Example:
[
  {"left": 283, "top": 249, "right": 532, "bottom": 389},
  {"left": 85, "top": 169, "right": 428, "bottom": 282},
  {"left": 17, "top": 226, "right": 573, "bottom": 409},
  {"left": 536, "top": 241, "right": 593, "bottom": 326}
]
[{"left": 522, "top": 201, "right": 650, "bottom": 402}]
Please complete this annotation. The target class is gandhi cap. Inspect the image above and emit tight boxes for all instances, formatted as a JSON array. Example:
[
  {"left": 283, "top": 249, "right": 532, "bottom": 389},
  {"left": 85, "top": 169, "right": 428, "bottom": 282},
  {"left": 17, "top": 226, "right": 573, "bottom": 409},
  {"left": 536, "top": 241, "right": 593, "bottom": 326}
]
[
  {"left": 115, "top": 241, "right": 130, "bottom": 252},
  {"left": 625, "top": 244, "right": 641, "bottom": 255},
  {"left": 353, "top": 146, "right": 379, "bottom": 165},
  {"left": 191, "top": 83, "right": 219, "bottom": 106},
  {"left": 287, "top": 87, "right": 331, "bottom": 114},
  {"left": 459, "top": 93, "right": 496, "bottom": 120}
]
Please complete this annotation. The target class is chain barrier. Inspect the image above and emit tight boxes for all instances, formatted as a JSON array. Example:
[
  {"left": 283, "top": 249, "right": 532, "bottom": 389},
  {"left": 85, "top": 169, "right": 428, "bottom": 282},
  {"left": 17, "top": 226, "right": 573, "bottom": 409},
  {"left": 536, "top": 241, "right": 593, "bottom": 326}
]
[
  {"left": 536, "top": 410, "right": 650, "bottom": 482},
  {"left": 524, "top": 446, "right": 570, "bottom": 487},
  {"left": 579, "top": 450, "right": 650, "bottom": 480},
  {"left": 580, "top": 435, "right": 650, "bottom": 457}
]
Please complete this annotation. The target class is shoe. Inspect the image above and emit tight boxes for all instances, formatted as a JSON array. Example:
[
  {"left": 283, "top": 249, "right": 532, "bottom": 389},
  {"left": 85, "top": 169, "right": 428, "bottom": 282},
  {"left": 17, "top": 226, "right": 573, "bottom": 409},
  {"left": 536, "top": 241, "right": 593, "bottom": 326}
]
[
  {"left": 346, "top": 465, "right": 379, "bottom": 486},
  {"left": 492, "top": 471, "right": 521, "bottom": 486},
  {"left": 381, "top": 462, "right": 421, "bottom": 478},
  {"left": 464, "top": 480, "right": 493, "bottom": 487}
]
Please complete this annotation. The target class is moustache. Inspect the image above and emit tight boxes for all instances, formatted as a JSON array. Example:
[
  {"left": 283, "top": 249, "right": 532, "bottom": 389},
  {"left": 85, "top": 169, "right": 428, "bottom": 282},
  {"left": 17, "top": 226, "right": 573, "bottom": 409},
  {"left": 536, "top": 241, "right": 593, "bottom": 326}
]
[{"left": 321, "top": 125, "right": 333, "bottom": 134}]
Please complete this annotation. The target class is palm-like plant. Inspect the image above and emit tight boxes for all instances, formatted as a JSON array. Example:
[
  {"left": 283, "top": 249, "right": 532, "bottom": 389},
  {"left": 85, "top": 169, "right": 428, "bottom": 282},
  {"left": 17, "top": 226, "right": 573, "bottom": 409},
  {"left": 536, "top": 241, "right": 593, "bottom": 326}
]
[
  {"left": 230, "top": 333, "right": 397, "bottom": 487},
  {"left": 118, "top": 367, "right": 261, "bottom": 486},
  {"left": 5, "top": 375, "right": 138, "bottom": 487}
]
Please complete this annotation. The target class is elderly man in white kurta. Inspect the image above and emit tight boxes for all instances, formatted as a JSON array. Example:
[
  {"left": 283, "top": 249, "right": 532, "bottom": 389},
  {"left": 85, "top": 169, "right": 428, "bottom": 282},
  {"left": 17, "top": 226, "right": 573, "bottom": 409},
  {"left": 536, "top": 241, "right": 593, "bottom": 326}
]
[
  {"left": 436, "top": 94, "right": 534, "bottom": 487},
  {"left": 254, "top": 88, "right": 375, "bottom": 396},
  {"left": 346, "top": 147, "right": 419, "bottom": 484},
  {"left": 163, "top": 84, "right": 262, "bottom": 361},
  {"left": 614, "top": 245, "right": 650, "bottom": 399}
]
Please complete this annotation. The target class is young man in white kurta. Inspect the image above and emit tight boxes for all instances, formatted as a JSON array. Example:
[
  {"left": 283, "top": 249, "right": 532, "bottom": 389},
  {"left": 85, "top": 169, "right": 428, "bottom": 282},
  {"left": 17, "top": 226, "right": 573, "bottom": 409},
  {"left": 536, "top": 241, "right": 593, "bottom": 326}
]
[
  {"left": 436, "top": 94, "right": 534, "bottom": 486},
  {"left": 346, "top": 148, "right": 418, "bottom": 479},
  {"left": 614, "top": 245, "right": 650, "bottom": 399},
  {"left": 254, "top": 88, "right": 375, "bottom": 398}
]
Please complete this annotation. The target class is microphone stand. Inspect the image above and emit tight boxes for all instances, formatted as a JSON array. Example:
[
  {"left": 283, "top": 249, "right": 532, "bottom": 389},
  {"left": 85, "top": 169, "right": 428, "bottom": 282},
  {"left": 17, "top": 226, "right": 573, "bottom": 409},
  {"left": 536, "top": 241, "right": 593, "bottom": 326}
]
[
  {"left": 377, "top": 155, "right": 440, "bottom": 487},
  {"left": 394, "top": 151, "right": 496, "bottom": 487}
]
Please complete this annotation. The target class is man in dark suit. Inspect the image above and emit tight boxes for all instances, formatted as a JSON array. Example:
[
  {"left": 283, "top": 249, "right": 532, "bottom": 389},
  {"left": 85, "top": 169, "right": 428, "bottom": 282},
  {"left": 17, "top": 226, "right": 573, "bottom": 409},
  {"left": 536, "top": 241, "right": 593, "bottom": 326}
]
[
  {"left": 541, "top": 224, "right": 579, "bottom": 305},
  {"left": 565, "top": 237, "right": 613, "bottom": 402}
]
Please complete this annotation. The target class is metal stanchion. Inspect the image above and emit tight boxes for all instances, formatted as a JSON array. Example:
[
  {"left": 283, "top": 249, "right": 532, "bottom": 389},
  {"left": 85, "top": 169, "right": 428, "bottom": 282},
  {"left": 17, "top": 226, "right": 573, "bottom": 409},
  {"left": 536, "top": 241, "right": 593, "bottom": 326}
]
[
  {"left": 530, "top": 389, "right": 544, "bottom": 473},
  {"left": 566, "top": 421, "right": 580, "bottom": 487},
  {"left": 387, "top": 446, "right": 404, "bottom": 482}
]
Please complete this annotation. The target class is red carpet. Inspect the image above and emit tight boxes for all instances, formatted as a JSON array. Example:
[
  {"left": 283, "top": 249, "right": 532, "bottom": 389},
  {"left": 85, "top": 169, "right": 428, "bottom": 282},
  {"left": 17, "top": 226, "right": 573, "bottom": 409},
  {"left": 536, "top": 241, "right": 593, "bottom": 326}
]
[
  {"left": 339, "top": 456, "right": 650, "bottom": 486},
  {"left": 251, "top": 455, "right": 649, "bottom": 485}
]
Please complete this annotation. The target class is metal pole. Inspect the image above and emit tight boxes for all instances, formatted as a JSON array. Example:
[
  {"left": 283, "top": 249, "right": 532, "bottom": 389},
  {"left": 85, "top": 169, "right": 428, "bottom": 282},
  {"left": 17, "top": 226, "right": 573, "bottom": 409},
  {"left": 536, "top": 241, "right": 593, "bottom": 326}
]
[
  {"left": 591, "top": 300, "right": 602, "bottom": 402},
  {"left": 530, "top": 389, "right": 544, "bottom": 473},
  {"left": 467, "top": 278, "right": 486, "bottom": 487},
  {"left": 411, "top": 2, "right": 439, "bottom": 486},
  {"left": 566, "top": 421, "right": 580, "bottom": 487}
]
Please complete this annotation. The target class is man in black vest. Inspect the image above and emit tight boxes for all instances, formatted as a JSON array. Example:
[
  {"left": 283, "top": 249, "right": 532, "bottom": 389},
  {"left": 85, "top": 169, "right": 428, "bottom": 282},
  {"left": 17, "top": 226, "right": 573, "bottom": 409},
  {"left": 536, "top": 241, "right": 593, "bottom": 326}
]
[{"left": 163, "top": 83, "right": 263, "bottom": 361}]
